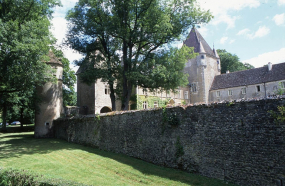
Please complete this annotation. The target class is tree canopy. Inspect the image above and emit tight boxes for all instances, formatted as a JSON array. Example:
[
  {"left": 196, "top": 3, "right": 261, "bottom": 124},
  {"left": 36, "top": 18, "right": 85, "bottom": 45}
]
[
  {"left": 217, "top": 49, "right": 254, "bottom": 74},
  {"left": 66, "top": 0, "right": 212, "bottom": 110},
  {"left": 0, "top": 0, "right": 61, "bottom": 131}
]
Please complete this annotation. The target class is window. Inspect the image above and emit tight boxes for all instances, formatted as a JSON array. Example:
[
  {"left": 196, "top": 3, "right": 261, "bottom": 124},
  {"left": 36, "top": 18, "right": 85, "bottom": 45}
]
[
  {"left": 177, "top": 90, "right": 181, "bottom": 98},
  {"left": 143, "top": 101, "right": 147, "bottom": 109},
  {"left": 184, "top": 91, "right": 189, "bottom": 99},
  {"left": 228, "top": 90, "right": 233, "bottom": 96},
  {"left": 105, "top": 85, "right": 110, "bottom": 94},
  {"left": 241, "top": 88, "right": 246, "bottom": 94},
  {"left": 153, "top": 101, "right": 158, "bottom": 108},
  {"left": 201, "top": 55, "right": 204, "bottom": 59},
  {"left": 256, "top": 85, "right": 261, "bottom": 92},
  {"left": 216, "top": 91, "right": 220, "bottom": 97},
  {"left": 191, "top": 83, "right": 197, "bottom": 93}
]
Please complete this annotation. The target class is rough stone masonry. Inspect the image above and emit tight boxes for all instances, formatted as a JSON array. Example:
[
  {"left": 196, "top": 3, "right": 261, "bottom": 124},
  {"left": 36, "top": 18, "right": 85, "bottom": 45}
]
[{"left": 53, "top": 98, "right": 285, "bottom": 186}]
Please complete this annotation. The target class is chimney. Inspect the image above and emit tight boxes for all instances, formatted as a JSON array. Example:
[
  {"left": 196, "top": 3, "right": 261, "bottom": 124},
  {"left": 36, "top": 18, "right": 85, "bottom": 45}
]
[
  {"left": 226, "top": 70, "right": 230, "bottom": 74},
  {"left": 268, "top": 62, "right": 272, "bottom": 71}
]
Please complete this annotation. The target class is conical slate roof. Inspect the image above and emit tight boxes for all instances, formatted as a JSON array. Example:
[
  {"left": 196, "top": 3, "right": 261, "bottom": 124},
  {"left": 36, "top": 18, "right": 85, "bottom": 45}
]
[
  {"left": 46, "top": 49, "right": 63, "bottom": 66},
  {"left": 213, "top": 48, "right": 220, "bottom": 58},
  {"left": 184, "top": 27, "right": 216, "bottom": 57}
]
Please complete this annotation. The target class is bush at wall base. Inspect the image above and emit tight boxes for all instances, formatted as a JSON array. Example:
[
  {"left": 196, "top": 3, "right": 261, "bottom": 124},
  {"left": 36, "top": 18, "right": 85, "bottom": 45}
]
[{"left": 0, "top": 168, "right": 88, "bottom": 186}]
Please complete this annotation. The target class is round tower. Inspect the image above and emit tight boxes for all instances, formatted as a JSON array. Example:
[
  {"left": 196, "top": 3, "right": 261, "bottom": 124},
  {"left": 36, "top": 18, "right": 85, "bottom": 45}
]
[{"left": 34, "top": 50, "right": 63, "bottom": 138}]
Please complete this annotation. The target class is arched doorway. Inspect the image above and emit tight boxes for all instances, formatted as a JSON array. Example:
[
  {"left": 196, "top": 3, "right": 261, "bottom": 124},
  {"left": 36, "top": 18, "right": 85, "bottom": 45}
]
[{"left": 100, "top": 106, "right": 112, "bottom": 113}]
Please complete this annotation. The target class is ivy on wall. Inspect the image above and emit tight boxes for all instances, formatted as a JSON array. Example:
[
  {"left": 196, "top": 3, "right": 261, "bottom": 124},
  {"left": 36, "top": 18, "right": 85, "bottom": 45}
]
[
  {"left": 137, "top": 95, "right": 170, "bottom": 110},
  {"left": 136, "top": 94, "right": 188, "bottom": 110}
]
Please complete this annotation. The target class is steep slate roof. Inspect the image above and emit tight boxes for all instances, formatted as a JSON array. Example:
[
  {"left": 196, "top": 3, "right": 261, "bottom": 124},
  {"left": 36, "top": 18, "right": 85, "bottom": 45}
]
[
  {"left": 76, "top": 65, "right": 84, "bottom": 75},
  {"left": 210, "top": 63, "right": 285, "bottom": 90},
  {"left": 46, "top": 50, "right": 63, "bottom": 66},
  {"left": 184, "top": 27, "right": 216, "bottom": 57}
]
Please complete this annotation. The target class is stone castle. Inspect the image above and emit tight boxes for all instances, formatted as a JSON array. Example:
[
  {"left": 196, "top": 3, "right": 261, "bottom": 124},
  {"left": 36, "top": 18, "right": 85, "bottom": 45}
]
[{"left": 76, "top": 27, "right": 285, "bottom": 114}]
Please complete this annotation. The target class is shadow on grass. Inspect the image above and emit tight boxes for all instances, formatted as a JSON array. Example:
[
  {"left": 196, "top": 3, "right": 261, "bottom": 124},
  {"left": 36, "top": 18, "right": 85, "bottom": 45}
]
[
  {"left": 0, "top": 124, "right": 35, "bottom": 133},
  {"left": 0, "top": 132, "right": 236, "bottom": 186}
]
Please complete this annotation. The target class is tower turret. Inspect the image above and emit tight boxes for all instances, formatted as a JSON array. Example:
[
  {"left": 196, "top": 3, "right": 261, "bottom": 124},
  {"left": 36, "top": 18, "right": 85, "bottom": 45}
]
[
  {"left": 213, "top": 48, "right": 221, "bottom": 71},
  {"left": 183, "top": 27, "right": 221, "bottom": 104},
  {"left": 34, "top": 50, "right": 63, "bottom": 138},
  {"left": 199, "top": 41, "right": 207, "bottom": 67}
]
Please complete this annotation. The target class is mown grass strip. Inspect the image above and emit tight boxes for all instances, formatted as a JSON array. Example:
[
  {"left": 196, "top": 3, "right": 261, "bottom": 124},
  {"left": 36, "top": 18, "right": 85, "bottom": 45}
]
[{"left": 0, "top": 132, "right": 236, "bottom": 186}]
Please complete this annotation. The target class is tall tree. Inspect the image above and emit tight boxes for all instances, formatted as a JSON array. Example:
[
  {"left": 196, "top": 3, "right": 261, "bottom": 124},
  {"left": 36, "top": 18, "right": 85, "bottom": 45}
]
[
  {"left": 217, "top": 49, "right": 254, "bottom": 74},
  {"left": 66, "top": 0, "right": 212, "bottom": 110},
  {"left": 0, "top": 0, "right": 60, "bottom": 131}
]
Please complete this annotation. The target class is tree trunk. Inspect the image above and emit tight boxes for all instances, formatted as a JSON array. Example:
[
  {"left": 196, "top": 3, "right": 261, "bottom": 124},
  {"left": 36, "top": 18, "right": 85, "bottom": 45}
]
[
  {"left": 121, "top": 39, "right": 129, "bottom": 110},
  {"left": 1, "top": 102, "right": 7, "bottom": 132},
  {"left": 20, "top": 107, "right": 24, "bottom": 130},
  {"left": 109, "top": 82, "right": 116, "bottom": 111}
]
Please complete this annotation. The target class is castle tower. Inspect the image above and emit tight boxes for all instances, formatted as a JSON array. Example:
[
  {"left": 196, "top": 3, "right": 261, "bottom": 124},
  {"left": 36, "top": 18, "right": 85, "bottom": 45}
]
[
  {"left": 183, "top": 27, "right": 221, "bottom": 104},
  {"left": 34, "top": 50, "right": 63, "bottom": 138}
]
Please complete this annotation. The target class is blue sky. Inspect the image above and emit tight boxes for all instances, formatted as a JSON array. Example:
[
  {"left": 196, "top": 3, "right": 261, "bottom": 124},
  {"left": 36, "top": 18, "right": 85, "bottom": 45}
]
[{"left": 51, "top": 0, "right": 285, "bottom": 70}]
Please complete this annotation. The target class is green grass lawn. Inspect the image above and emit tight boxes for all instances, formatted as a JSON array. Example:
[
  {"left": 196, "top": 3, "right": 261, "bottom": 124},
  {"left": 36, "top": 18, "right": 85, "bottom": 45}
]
[{"left": 0, "top": 132, "right": 236, "bottom": 186}]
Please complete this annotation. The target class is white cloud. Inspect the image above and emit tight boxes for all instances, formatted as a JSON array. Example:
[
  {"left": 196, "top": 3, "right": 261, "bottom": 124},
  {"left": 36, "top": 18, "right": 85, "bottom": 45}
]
[
  {"left": 50, "top": 17, "right": 68, "bottom": 45},
  {"left": 229, "top": 39, "right": 235, "bottom": 44},
  {"left": 237, "top": 28, "right": 250, "bottom": 36},
  {"left": 278, "top": 0, "right": 285, "bottom": 5},
  {"left": 251, "top": 26, "right": 270, "bottom": 38},
  {"left": 220, "top": 37, "right": 228, "bottom": 44},
  {"left": 197, "top": 0, "right": 260, "bottom": 28},
  {"left": 211, "top": 14, "right": 240, "bottom": 29},
  {"left": 237, "top": 26, "right": 270, "bottom": 39},
  {"left": 243, "top": 48, "right": 285, "bottom": 67},
  {"left": 273, "top": 13, "right": 285, "bottom": 25},
  {"left": 219, "top": 37, "right": 235, "bottom": 44}
]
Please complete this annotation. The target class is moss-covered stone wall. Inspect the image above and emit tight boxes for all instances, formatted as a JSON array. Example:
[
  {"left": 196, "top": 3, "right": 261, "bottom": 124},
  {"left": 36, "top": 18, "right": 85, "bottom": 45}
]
[{"left": 54, "top": 98, "right": 285, "bottom": 186}]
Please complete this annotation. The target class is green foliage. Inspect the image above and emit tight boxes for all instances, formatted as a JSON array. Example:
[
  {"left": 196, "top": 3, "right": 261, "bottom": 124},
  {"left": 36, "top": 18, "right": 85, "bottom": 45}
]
[
  {"left": 217, "top": 49, "right": 254, "bottom": 74},
  {"left": 0, "top": 0, "right": 60, "bottom": 130},
  {"left": 274, "top": 82, "right": 285, "bottom": 96},
  {"left": 227, "top": 101, "right": 235, "bottom": 107},
  {"left": 95, "top": 114, "right": 100, "bottom": 121},
  {"left": 0, "top": 168, "right": 86, "bottom": 186},
  {"left": 268, "top": 105, "right": 285, "bottom": 124},
  {"left": 137, "top": 95, "right": 165, "bottom": 110},
  {"left": 175, "top": 137, "right": 184, "bottom": 159},
  {"left": 168, "top": 113, "right": 180, "bottom": 126},
  {"left": 66, "top": 0, "right": 212, "bottom": 110},
  {"left": 162, "top": 109, "right": 180, "bottom": 126}
]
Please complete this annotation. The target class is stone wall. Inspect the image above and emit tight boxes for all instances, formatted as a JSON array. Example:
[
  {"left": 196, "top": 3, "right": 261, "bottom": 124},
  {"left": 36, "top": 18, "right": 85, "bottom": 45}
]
[{"left": 53, "top": 98, "right": 285, "bottom": 186}]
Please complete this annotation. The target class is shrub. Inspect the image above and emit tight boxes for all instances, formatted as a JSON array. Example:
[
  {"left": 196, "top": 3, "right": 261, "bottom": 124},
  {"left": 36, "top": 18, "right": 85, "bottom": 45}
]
[{"left": 0, "top": 168, "right": 88, "bottom": 186}]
